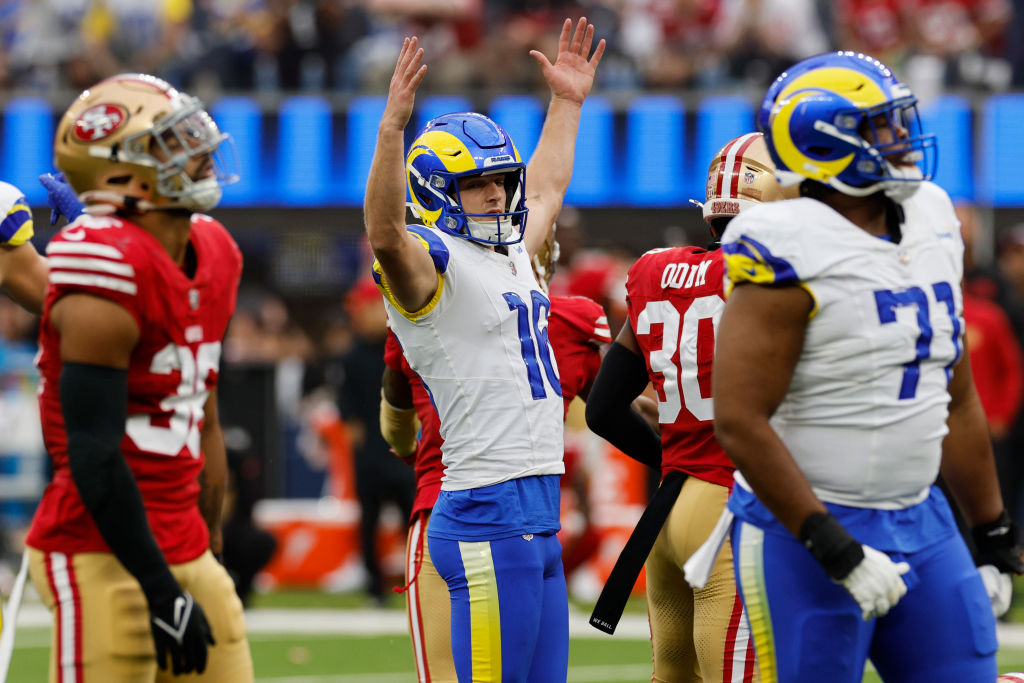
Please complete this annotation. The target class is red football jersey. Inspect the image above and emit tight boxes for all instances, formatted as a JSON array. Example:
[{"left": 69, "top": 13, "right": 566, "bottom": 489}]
[
  {"left": 548, "top": 295, "right": 611, "bottom": 419},
  {"left": 625, "top": 247, "right": 733, "bottom": 487},
  {"left": 384, "top": 328, "right": 444, "bottom": 519},
  {"left": 28, "top": 213, "right": 242, "bottom": 564}
]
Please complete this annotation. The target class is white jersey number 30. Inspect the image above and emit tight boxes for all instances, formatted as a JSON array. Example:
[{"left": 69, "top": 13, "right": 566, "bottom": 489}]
[{"left": 636, "top": 295, "right": 723, "bottom": 423}]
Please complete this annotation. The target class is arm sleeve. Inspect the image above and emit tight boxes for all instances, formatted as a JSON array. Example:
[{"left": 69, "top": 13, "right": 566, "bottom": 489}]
[
  {"left": 585, "top": 342, "right": 662, "bottom": 470},
  {"left": 61, "top": 362, "right": 179, "bottom": 603}
]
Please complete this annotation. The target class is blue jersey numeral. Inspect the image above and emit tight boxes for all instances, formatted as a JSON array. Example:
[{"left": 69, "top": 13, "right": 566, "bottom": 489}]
[
  {"left": 505, "top": 290, "right": 562, "bottom": 400},
  {"left": 873, "top": 281, "right": 961, "bottom": 399}
]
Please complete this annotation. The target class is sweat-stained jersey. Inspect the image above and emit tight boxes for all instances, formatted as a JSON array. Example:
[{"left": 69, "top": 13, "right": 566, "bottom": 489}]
[
  {"left": 722, "top": 180, "right": 964, "bottom": 508},
  {"left": 0, "top": 181, "right": 34, "bottom": 246},
  {"left": 374, "top": 226, "right": 565, "bottom": 493},
  {"left": 548, "top": 295, "right": 611, "bottom": 419},
  {"left": 28, "top": 213, "right": 242, "bottom": 564},
  {"left": 625, "top": 246, "right": 734, "bottom": 487}
]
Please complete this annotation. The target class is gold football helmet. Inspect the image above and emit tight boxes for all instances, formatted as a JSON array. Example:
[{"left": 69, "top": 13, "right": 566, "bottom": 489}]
[
  {"left": 692, "top": 132, "right": 798, "bottom": 234},
  {"left": 54, "top": 73, "right": 237, "bottom": 212}
]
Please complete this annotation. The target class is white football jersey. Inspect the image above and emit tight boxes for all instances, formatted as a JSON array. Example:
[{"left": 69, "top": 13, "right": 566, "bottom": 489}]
[
  {"left": 376, "top": 226, "right": 565, "bottom": 491},
  {"left": 722, "top": 182, "right": 964, "bottom": 508}
]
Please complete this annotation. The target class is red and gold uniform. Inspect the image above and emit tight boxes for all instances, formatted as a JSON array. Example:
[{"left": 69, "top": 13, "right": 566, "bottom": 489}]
[
  {"left": 626, "top": 246, "right": 756, "bottom": 683},
  {"left": 27, "top": 213, "right": 252, "bottom": 683}
]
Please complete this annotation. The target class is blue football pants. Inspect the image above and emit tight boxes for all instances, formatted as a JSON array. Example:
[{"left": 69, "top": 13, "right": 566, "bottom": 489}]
[
  {"left": 429, "top": 532, "right": 568, "bottom": 682},
  {"left": 732, "top": 521, "right": 997, "bottom": 683}
]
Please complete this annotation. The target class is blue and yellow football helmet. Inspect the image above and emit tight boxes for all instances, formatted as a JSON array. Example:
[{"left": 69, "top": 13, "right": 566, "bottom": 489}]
[
  {"left": 757, "top": 51, "right": 937, "bottom": 201},
  {"left": 406, "top": 112, "right": 528, "bottom": 246}
]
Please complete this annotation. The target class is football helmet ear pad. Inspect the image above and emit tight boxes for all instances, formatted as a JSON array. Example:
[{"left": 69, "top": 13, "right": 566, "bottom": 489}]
[
  {"left": 757, "top": 52, "right": 936, "bottom": 202},
  {"left": 406, "top": 112, "right": 528, "bottom": 246}
]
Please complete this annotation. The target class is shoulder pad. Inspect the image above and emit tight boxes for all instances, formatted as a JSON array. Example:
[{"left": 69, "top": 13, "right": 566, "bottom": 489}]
[
  {"left": 46, "top": 216, "right": 141, "bottom": 299},
  {"left": 721, "top": 203, "right": 805, "bottom": 287},
  {"left": 0, "top": 182, "right": 33, "bottom": 247}
]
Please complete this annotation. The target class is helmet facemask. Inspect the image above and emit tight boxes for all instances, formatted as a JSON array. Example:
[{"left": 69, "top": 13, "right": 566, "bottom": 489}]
[{"left": 805, "top": 95, "right": 936, "bottom": 202}]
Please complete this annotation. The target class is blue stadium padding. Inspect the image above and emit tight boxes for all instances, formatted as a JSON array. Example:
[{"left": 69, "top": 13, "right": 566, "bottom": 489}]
[
  {"left": 920, "top": 95, "right": 972, "bottom": 202},
  {"left": 489, "top": 96, "right": 543, "bottom": 167},
  {"left": 342, "top": 96, "right": 386, "bottom": 205},
  {"left": 690, "top": 96, "right": 756, "bottom": 202},
  {"left": 212, "top": 97, "right": 262, "bottom": 206},
  {"left": 278, "top": 96, "right": 332, "bottom": 205},
  {"left": 2, "top": 98, "right": 53, "bottom": 205},
  {"left": 415, "top": 95, "right": 473, "bottom": 133},
  {"left": 979, "top": 94, "right": 1024, "bottom": 207},
  {"left": 566, "top": 96, "right": 613, "bottom": 206},
  {"left": 625, "top": 96, "right": 685, "bottom": 206}
]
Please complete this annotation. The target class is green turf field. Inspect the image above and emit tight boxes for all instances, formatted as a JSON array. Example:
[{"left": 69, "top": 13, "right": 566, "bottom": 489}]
[{"left": 8, "top": 589, "right": 1024, "bottom": 681}]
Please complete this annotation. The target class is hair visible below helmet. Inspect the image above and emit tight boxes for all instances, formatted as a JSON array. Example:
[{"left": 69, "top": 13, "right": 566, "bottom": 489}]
[
  {"left": 757, "top": 51, "right": 936, "bottom": 202},
  {"left": 406, "top": 112, "right": 527, "bottom": 246},
  {"left": 692, "top": 132, "right": 799, "bottom": 236},
  {"left": 54, "top": 73, "right": 238, "bottom": 212}
]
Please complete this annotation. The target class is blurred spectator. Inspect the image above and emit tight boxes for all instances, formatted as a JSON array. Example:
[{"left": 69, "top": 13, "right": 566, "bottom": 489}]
[
  {"left": 327, "top": 279, "right": 414, "bottom": 604},
  {"left": 1, "top": 0, "right": 1021, "bottom": 93},
  {"left": 221, "top": 449, "right": 278, "bottom": 606},
  {"left": 833, "top": 0, "right": 910, "bottom": 70},
  {"left": 992, "top": 224, "right": 1024, "bottom": 525}
]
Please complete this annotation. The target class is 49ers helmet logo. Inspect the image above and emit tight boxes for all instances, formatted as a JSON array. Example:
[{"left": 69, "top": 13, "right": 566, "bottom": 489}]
[{"left": 73, "top": 104, "right": 128, "bottom": 142}]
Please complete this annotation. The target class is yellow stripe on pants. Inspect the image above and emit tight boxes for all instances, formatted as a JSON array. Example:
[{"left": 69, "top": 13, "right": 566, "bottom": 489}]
[{"left": 459, "top": 541, "right": 502, "bottom": 682}]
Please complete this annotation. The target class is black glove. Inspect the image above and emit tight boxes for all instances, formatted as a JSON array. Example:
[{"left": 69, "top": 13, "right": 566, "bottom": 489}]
[
  {"left": 148, "top": 590, "right": 216, "bottom": 675},
  {"left": 973, "top": 509, "right": 1024, "bottom": 574}
]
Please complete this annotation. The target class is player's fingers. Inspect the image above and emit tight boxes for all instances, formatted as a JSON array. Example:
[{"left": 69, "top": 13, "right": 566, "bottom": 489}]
[
  {"left": 155, "top": 644, "right": 168, "bottom": 670},
  {"left": 409, "top": 64, "right": 428, "bottom": 91},
  {"left": 557, "top": 18, "right": 571, "bottom": 55},
  {"left": 528, "top": 50, "right": 552, "bottom": 70},
  {"left": 580, "top": 23, "right": 594, "bottom": 57},
  {"left": 393, "top": 37, "right": 411, "bottom": 75},
  {"left": 404, "top": 47, "right": 424, "bottom": 82},
  {"left": 569, "top": 17, "right": 586, "bottom": 53},
  {"left": 589, "top": 39, "right": 607, "bottom": 68}
]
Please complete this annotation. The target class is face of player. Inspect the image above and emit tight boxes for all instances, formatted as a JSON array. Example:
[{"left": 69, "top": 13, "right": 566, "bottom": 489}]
[
  {"left": 151, "top": 128, "right": 215, "bottom": 182},
  {"left": 860, "top": 112, "right": 915, "bottom": 169},
  {"left": 456, "top": 173, "right": 508, "bottom": 216}
]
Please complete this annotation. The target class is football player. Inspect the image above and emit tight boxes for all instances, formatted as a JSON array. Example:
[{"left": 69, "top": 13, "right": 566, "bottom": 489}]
[
  {"left": 364, "top": 19, "right": 604, "bottom": 681},
  {"left": 713, "top": 52, "right": 1024, "bottom": 682},
  {"left": 381, "top": 226, "right": 610, "bottom": 683},
  {"left": 25, "top": 74, "right": 254, "bottom": 681},
  {"left": 585, "top": 132, "right": 794, "bottom": 682}
]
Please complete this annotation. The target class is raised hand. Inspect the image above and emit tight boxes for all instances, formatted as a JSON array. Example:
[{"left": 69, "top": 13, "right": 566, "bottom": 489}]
[
  {"left": 381, "top": 37, "right": 428, "bottom": 132},
  {"left": 529, "top": 18, "right": 606, "bottom": 106}
]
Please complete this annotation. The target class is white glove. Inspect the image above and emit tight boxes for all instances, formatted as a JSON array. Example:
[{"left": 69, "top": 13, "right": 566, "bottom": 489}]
[
  {"left": 978, "top": 563, "right": 1012, "bottom": 618},
  {"left": 838, "top": 544, "right": 910, "bottom": 620}
]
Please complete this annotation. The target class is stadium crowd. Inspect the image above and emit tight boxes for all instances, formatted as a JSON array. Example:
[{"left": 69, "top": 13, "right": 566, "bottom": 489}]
[{"left": 1, "top": 0, "right": 1023, "bottom": 98}]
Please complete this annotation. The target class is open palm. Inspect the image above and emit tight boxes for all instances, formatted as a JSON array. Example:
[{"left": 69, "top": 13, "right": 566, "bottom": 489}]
[{"left": 530, "top": 18, "right": 606, "bottom": 106}]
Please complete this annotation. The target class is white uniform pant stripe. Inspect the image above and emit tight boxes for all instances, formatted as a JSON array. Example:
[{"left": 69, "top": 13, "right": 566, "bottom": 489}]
[
  {"left": 729, "top": 606, "right": 753, "bottom": 682},
  {"left": 48, "top": 552, "right": 79, "bottom": 683},
  {"left": 406, "top": 515, "right": 428, "bottom": 682}
]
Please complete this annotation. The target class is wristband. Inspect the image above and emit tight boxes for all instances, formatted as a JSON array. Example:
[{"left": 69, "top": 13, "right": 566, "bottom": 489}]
[{"left": 799, "top": 512, "right": 864, "bottom": 581}]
